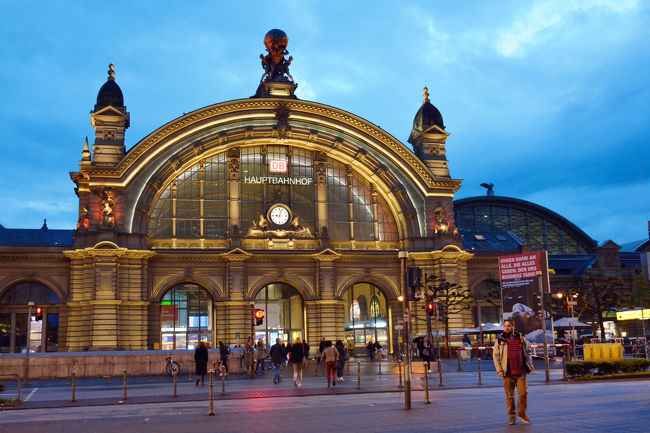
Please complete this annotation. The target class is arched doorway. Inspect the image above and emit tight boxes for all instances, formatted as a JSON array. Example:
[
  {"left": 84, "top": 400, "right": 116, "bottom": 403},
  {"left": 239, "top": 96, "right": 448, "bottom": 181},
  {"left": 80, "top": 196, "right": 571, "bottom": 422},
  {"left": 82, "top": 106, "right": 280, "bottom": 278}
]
[
  {"left": 0, "top": 281, "right": 61, "bottom": 353},
  {"left": 160, "top": 283, "right": 213, "bottom": 350},
  {"left": 254, "top": 282, "right": 304, "bottom": 345},
  {"left": 343, "top": 283, "right": 389, "bottom": 356}
]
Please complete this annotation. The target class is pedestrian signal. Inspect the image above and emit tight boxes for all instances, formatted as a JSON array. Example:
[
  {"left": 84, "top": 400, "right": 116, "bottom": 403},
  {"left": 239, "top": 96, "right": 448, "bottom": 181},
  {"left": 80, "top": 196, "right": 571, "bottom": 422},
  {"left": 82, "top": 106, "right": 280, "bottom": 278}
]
[{"left": 253, "top": 309, "right": 265, "bottom": 326}]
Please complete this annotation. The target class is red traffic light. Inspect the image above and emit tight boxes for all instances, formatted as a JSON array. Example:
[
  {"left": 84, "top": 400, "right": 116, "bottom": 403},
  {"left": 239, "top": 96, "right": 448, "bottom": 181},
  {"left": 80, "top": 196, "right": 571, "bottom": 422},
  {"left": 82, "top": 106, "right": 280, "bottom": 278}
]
[
  {"left": 35, "top": 306, "right": 43, "bottom": 321},
  {"left": 253, "top": 309, "right": 265, "bottom": 326},
  {"left": 426, "top": 302, "right": 435, "bottom": 316}
]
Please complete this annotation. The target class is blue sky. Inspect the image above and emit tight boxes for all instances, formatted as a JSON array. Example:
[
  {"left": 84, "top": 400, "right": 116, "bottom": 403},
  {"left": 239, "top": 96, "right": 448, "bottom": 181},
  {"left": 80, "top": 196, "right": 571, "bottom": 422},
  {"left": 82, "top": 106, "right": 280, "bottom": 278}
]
[{"left": 1, "top": 0, "right": 649, "bottom": 245}]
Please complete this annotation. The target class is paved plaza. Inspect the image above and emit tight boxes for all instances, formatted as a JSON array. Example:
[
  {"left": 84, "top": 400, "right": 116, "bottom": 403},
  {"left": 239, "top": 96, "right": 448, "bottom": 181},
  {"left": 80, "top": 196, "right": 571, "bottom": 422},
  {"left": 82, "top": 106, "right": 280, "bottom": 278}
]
[{"left": 0, "top": 359, "right": 648, "bottom": 432}]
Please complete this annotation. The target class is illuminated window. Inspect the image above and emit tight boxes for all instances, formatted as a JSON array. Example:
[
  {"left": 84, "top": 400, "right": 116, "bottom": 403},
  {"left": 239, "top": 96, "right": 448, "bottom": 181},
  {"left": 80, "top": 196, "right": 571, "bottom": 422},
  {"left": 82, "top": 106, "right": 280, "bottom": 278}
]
[{"left": 161, "top": 283, "right": 212, "bottom": 350}]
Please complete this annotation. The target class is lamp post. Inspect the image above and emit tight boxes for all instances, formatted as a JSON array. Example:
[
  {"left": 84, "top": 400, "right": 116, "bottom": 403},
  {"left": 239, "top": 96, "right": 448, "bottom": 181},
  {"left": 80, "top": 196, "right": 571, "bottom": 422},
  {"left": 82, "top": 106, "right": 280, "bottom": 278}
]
[{"left": 398, "top": 251, "right": 411, "bottom": 410}]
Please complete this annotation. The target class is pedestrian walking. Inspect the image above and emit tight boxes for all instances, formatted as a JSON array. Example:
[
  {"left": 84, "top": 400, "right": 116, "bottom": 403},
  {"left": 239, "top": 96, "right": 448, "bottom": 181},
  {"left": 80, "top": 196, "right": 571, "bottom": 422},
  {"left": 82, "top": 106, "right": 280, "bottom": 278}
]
[
  {"left": 320, "top": 340, "right": 340, "bottom": 387},
  {"left": 194, "top": 341, "right": 209, "bottom": 386},
  {"left": 244, "top": 337, "right": 255, "bottom": 377},
  {"left": 421, "top": 336, "right": 432, "bottom": 372},
  {"left": 218, "top": 341, "right": 230, "bottom": 375},
  {"left": 335, "top": 340, "right": 348, "bottom": 382},
  {"left": 269, "top": 337, "right": 287, "bottom": 384},
  {"left": 290, "top": 337, "right": 306, "bottom": 387},
  {"left": 255, "top": 339, "right": 267, "bottom": 374},
  {"left": 367, "top": 340, "right": 376, "bottom": 361},
  {"left": 318, "top": 337, "right": 326, "bottom": 363},
  {"left": 492, "top": 318, "right": 534, "bottom": 425}
]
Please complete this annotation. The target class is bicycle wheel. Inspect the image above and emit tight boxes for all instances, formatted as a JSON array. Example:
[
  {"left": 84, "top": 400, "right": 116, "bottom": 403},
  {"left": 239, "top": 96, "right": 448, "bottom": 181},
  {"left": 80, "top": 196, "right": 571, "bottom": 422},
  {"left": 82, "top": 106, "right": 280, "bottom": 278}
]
[{"left": 166, "top": 361, "right": 181, "bottom": 376}]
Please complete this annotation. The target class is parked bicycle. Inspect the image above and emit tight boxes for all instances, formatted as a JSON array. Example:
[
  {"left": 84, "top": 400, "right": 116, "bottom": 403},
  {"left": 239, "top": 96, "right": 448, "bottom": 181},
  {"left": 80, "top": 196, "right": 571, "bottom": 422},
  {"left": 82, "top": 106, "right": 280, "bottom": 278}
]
[{"left": 165, "top": 353, "right": 181, "bottom": 376}]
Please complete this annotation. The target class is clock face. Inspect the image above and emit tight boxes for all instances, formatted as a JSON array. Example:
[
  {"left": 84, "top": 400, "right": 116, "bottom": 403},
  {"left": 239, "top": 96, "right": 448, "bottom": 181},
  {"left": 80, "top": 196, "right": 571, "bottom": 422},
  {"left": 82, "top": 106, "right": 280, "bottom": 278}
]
[{"left": 269, "top": 205, "right": 290, "bottom": 226}]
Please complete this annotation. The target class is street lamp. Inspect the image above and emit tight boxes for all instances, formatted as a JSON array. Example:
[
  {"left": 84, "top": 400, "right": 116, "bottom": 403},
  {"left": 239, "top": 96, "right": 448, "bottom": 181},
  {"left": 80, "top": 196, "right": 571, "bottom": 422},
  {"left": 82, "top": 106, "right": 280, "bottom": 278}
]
[{"left": 554, "top": 292, "right": 579, "bottom": 360}]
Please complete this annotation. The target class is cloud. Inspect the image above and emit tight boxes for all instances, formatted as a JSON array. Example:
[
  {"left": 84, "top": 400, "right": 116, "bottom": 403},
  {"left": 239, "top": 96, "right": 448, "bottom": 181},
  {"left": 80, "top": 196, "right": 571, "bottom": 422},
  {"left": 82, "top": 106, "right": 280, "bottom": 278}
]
[{"left": 495, "top": 0, "right": 639, "bottom": 57}]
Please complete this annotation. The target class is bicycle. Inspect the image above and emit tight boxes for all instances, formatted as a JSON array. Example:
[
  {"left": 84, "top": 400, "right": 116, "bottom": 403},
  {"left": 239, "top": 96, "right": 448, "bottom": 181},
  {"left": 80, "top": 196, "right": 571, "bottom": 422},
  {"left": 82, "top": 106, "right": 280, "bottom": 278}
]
[{"left": 165, "top": 354, "right": 181, "bottom": 376}]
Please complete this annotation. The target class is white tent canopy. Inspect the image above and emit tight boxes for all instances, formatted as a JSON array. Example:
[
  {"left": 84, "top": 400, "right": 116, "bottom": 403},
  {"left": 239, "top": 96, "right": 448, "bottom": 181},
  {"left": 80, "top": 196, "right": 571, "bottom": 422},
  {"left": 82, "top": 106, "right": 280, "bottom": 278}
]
[{"left": 553, "top": 317, "right": 591, "bottom": 328}]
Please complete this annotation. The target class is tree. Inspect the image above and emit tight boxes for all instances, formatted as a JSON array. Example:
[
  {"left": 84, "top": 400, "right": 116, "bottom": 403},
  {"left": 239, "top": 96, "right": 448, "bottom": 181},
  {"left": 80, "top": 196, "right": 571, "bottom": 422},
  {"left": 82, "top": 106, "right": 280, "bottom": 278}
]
[
  {"left": 425, "top": 274, "right": 472, "bottom": 357},
  {"left": 576, "top": 276, "right": 623, "bottom": 341},
  {"left": 620, "top": 271, "right": 650, "bottom": 310}
]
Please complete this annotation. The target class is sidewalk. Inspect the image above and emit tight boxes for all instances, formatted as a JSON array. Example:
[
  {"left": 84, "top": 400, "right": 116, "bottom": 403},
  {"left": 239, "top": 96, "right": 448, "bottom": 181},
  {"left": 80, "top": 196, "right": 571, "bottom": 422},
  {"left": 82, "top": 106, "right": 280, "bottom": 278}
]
[{"left": 1, "top": 357, "right": 567, "bottom": 410}]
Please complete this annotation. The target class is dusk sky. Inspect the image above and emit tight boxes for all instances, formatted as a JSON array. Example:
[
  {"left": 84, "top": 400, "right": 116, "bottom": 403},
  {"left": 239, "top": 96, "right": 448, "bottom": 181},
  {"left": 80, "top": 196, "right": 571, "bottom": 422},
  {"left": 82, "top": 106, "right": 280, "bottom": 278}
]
[{"left": 1, "top": 1, "right": 649, "bottom": 246}]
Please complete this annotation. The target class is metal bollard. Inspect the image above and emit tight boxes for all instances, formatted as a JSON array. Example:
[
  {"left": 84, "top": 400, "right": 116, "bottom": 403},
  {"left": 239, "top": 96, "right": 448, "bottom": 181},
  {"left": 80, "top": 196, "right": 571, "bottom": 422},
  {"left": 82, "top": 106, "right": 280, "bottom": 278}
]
[
  {"left": 563, "top": 350, "right": 567, "bottom": 380},
  {"left": 123, "top": 369, "right": 128, "bottom": 400},
  {"left": 398, "top": 361, "right": 403, "bottom": 389},
  {"left": 357, "top": 361, "right": 361, "bottom": 389},
  {"left": 378, "top": 358, "right": 382, "bottom": 375},
  {"left": 149, "top": 360, "right": 152, "bottom": 383},
  {"left": 477, "top": 355, "right": 483, "bottom": 385},
  {"left": 16, "top": 374, "right": 21, "bottom": 401},
  {"left": 173, "top": 371, "right": 178, "bottom": 397},
  {"left": 108, "top": 361, "right": 112, "bottom": 384},
  {"left": 71, "top": 372, "right": 76, "bottom": 402},
  {"left": 208, "top": 369, "right": 215, "bottom": 416},
  {"left": 221, "top": 366, "right": 226, "bottom": 396},
  {"left": 424, "top": 370, "right": 431, "bottom": 404},
  {"left": 457, "top": 348, "right": 463, "bottom": 371}
]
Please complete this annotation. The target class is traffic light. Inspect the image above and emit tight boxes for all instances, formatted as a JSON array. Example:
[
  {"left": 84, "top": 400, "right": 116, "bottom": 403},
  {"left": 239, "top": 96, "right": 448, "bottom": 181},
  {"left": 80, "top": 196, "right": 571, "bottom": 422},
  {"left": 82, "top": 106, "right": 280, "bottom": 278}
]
[
  {"left": 35, "top": 306, "right": 43, "bottom": 321},
  {"left": 426, "top": 299, "right": 435, "bottom": 316},
  {"left": 253, "top": 309, "right": 265, "bottom": 326},
  {"left": 407, "top": 266, "right": 422, "bottom": 300}
]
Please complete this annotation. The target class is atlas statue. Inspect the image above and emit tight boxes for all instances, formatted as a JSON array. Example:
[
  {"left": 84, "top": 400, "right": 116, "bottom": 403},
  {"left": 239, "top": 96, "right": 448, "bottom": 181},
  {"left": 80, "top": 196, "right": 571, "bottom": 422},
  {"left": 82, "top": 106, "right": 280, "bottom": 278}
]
[{"left": 260, "top": 29, "right": 294, "bottom": 83}]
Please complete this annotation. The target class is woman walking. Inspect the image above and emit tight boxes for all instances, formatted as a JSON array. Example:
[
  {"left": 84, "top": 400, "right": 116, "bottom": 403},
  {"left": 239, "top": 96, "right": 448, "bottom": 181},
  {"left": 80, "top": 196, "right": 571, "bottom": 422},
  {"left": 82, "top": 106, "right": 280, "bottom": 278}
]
[
  {"left": 335, "top": 340, "right": 347, "bottom": 382},
  {"left": 194, "top": 341, "right": 209, "bottom": 386},
  {"left": 290, "top": 337, "right": 306, "bottom": 387}
]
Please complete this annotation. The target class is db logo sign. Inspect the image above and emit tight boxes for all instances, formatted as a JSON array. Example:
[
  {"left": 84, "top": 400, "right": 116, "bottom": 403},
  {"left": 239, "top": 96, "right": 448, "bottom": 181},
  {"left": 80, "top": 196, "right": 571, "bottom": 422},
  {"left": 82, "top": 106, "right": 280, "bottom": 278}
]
[{"left": 269, "top": 159, "right": 288, "bottom": 173}]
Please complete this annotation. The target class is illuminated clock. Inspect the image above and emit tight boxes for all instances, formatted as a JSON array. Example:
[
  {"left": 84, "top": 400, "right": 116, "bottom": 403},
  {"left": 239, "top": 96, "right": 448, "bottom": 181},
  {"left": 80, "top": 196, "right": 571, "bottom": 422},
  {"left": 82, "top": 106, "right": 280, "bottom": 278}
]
[{"left": 268, "top": 204, "right": 291, "bottom": 226}]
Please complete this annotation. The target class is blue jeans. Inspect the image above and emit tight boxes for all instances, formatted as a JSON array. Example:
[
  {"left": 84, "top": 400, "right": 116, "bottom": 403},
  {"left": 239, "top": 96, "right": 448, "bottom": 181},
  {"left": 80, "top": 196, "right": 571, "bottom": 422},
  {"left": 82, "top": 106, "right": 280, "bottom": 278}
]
[{"left": 273, "top": 362, "right": 282, "bottom": 382}]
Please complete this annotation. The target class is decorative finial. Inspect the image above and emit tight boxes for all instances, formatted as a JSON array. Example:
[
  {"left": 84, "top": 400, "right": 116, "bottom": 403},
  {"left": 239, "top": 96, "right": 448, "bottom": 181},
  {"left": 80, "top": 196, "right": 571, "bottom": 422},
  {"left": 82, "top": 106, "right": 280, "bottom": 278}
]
[
  {"left": 41, "top": 219, "right": 48, "bottom": 230},
  {"left": 108, "top": 63, "right": 115, "bottom": 81},
  {"left": 81, "top": 136, "right": 91, "bottom": 161},
  {"left": 423, "top": 86, "right": 430, "bottom": 104}
]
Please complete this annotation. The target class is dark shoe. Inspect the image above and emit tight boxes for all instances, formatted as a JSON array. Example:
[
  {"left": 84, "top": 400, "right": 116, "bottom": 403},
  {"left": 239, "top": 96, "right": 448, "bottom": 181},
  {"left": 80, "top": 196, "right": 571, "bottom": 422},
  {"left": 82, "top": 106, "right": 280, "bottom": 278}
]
[
  {"left": 518, "top": 415, "right": 531, "bottom": 424},
  {"left": 273, "top": 378, "right": 278, "bottom": 384},
  {"left": 332, "top": 380, "right": 336, "bottom": 387},
  {"left": 195, "top": 379, "right": 199, "bottom": 387},
  {"left": 327, "top": 383, "right": 330, "bottom": 387},
  {"left": 509, "top": 418, "right": 516, "bottom": 425}
]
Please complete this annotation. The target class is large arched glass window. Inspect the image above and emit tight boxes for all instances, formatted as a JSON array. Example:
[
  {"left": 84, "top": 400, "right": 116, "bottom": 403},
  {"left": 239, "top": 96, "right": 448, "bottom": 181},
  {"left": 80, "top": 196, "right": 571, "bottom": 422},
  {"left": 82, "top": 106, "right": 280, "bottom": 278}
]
[
  {"left": 0, "top": 282, "right": 60, "bottom": 353},
  {"left": 343, "top": 283, "right": 388, "bottom": 356},
  {"left": 147, "top": 144, "right": 398, "bottom": 246},
  {"left": 161, "top": 283, "right": 213, "bottom": 350},
  {"left": 149, "top": 154, "right": 228, "bottom": 239},
  {"left": 254, "top": 282, "right": 304, "bottom": 346}
]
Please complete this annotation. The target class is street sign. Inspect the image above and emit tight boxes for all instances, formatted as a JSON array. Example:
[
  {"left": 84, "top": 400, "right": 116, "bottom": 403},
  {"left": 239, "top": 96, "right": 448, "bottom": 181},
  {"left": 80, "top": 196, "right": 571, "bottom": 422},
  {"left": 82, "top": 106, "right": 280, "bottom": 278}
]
[
  {"left": 395, "top": 325, "right": 404, "bottom": 330},
  {"left": 567, "top": 300, "right": 577, "bottom": 306}
]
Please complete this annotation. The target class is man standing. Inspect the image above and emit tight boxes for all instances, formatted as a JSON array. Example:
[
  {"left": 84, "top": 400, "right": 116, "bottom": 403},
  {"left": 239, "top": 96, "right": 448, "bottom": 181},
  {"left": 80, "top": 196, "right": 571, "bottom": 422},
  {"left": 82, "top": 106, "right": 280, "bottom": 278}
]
[
  {"left": 269, "top": 337, "right": 287, "bottom": 384},
  {"left": 493, "top": 318, "right": 534, "bottom": 425}
]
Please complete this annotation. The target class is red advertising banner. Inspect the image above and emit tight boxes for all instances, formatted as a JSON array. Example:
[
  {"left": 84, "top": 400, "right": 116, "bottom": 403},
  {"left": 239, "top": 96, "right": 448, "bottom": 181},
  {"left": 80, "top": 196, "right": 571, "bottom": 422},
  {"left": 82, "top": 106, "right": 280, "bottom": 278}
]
[{"left": 498, "top": 252, "right": 541, "bottom": 281}]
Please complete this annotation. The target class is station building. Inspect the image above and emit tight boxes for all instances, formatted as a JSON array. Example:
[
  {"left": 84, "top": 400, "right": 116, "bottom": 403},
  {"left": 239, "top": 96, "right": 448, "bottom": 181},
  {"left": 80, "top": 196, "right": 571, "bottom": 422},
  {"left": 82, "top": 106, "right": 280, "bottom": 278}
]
[{"left": 0, "top": 32, "right": 643, "bottom": 354}]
